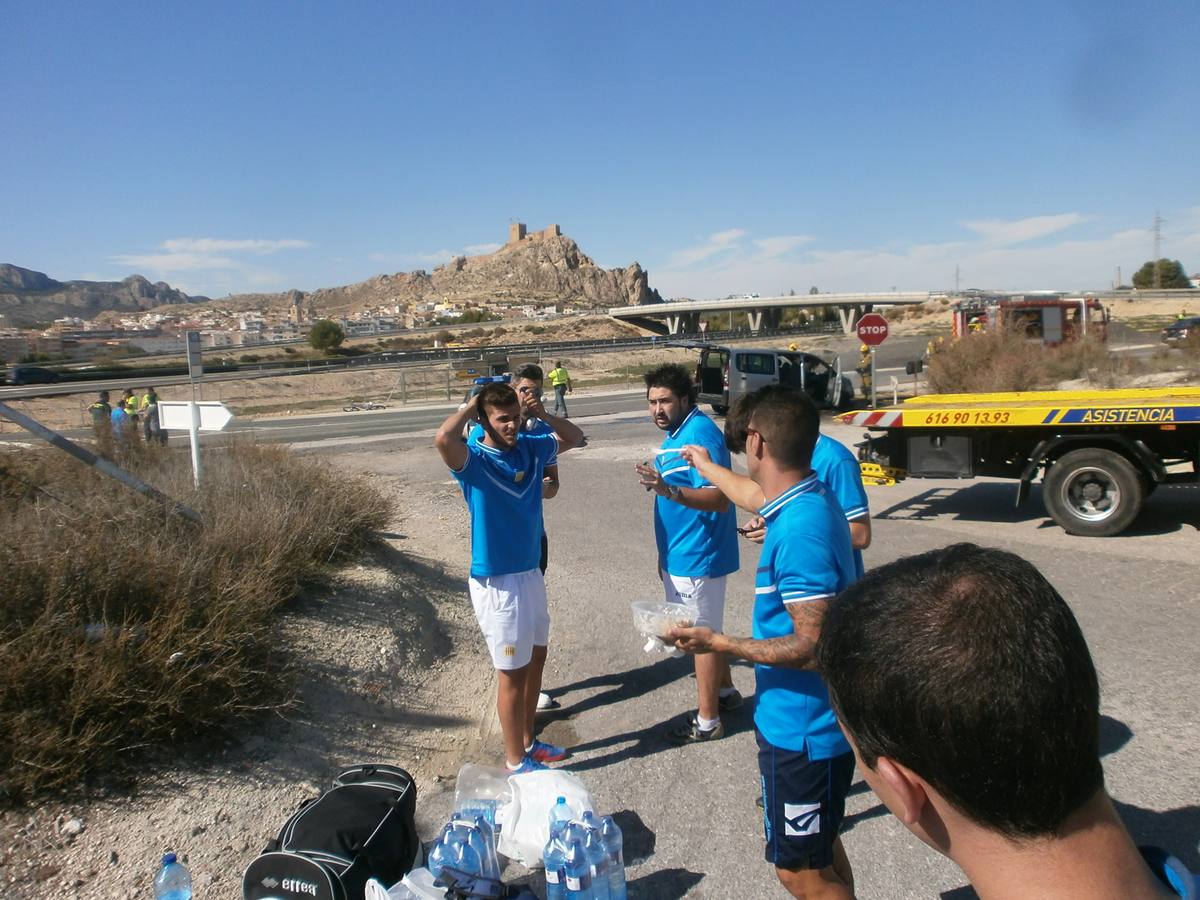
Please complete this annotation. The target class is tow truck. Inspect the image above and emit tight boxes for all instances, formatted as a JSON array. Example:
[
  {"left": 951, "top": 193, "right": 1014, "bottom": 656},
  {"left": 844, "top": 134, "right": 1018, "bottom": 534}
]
[{"left": 838, "top": 386, "right": 1200, "bottom": 536}]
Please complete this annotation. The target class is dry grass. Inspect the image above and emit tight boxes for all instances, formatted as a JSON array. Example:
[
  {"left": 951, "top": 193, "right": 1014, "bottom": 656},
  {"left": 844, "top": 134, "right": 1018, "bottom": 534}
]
[
  {"left": 0, "top": 442, "right": 390, "bottom": 800},
  {"left": 927, "top": 328, "right": 1200, "bottom": 393}
]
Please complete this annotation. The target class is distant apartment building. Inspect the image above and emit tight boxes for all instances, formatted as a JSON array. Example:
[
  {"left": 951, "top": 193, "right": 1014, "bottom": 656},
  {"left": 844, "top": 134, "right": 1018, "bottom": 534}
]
[{"left": 0, "top": 331, "right": 31, "bottom": 362}]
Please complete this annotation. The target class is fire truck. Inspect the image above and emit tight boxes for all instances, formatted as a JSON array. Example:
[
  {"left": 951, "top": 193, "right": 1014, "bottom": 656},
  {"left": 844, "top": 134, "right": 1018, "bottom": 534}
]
[{"left": 951, "top": 292, "right": 1109, "bottom": 345}]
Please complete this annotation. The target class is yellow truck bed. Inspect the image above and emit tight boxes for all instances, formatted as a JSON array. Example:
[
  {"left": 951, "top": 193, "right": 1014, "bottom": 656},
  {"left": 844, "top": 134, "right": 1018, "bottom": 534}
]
[{"left": 837, "top": 386, "right": 1200, "bottom": 429}]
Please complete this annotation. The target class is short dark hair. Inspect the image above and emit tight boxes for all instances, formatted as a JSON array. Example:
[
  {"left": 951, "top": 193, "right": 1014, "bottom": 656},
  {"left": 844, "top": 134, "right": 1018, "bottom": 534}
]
[
  {"left": 477, "top": 382, "right": 519, "bottom": 417},
  {"left": 723, "top": 392, "right": 754, "bottom": 453},
  {"left": 515, "top": 364, "right": 544, "bottom": 383},
  {"left": 728, "top": 384, "right": 817, "bottom": 471},
  {"left": 644, "top": 363, "right": 694, "bottom": 402},
  {"left": 98, "top": 390, "right": 110, "bottom": 400},
  {"left": 817, "top": 543, "right": 1103, "bottom": 838}
]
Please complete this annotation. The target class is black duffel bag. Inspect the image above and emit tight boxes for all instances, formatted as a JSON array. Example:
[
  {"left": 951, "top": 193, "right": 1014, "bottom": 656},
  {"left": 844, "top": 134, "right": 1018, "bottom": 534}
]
[{"left": 243, "top": 763, "right": 421, "bottom": 900}]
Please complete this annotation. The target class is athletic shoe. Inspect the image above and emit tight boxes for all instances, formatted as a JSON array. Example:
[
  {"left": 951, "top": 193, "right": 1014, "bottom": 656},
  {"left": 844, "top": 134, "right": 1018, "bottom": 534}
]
[
  {"left": 718, "top": 689, "right": 744, "bottom": 711},
  {"left": 665, "top": 713, "right": 725, "bottom": 745},
  {"left": 536, "top": 692, "right": 560, "bottom": 711},
  {"left": 527, "top": 739, "right": 568, "bottom": 763},
  {"left": 507, "top": 755, "right": 549, "bottom": 775}
]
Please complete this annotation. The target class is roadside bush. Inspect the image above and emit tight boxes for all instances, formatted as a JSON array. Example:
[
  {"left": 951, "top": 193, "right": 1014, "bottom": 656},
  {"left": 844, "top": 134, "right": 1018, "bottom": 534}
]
[
  {"left": 926, "top": 329, "right": 1184, "bottom": 393},
  {"left": 0, "top": 443, "right": 390, "bottom": 799},
  {"left": 926, "top": 329, "right": 1046, "bottom": 393}
]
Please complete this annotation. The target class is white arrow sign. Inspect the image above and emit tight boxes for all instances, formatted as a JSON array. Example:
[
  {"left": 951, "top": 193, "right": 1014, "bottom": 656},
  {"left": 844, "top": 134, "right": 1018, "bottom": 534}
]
[{"left": 158, "top": 401, "right": 234, "bottom": 432}]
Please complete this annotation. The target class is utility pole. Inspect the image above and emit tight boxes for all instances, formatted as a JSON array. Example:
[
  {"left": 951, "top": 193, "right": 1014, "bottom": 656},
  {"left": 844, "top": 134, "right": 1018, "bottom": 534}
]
[
  {"left": 955, "top": 265, "right": 961, "bottom": 294},
  {"left": 1152, "top": 212, "right": 1164, "bottom": 288}
]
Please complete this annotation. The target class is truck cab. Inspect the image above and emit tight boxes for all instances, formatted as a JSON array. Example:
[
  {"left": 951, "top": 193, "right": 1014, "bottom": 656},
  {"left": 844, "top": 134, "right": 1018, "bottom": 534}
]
[{"left": 682, "top": 342, "right": 853, "bottom": 414}]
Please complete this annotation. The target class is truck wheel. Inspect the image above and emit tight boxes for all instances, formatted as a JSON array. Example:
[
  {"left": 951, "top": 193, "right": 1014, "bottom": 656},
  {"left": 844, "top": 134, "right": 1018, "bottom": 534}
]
[
  {"left": 1042, "top": 448, "right": 1144, "bottom": 536},
  {"left": 711, "top": 404, "right": 729, "bottom": 416}
]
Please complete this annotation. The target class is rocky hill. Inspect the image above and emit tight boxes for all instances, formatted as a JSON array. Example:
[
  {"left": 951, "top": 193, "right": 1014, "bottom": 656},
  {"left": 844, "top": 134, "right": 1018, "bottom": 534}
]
[
  {"left": 0, "top": 264, "right": 203, "bottom": 327},
  {"left": 1, "top": 232, "right": 662, "bottom": 326},
  {"left": 219, "top": 233, "right": 663, "bottom": 317}
]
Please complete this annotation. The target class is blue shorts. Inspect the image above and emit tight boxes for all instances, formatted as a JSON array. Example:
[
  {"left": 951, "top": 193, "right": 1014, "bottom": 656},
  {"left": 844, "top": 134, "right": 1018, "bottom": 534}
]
[{"left": 757, "top": 729, "right": 855, "bottom": 870}]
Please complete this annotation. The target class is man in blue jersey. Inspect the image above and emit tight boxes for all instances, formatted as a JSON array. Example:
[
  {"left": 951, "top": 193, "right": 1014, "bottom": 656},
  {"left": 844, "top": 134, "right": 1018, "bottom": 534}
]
[
  {"left": 670, "top": 385, "right": 858, "bottom": 899},
  {"left": 633, "top": 364, "right": 740, "bottom": 744},
  {"left": 726, "top": 401, "right": 870, "bottom": 575},
  {"left": 467, "top": 365, "right": 565, "bottom": 712},
  {"left": 818, "top": 545, "right": 1197, "bottom": 900},
  {"left": 435, "top": 381, "right": 585, "bottom": 773}
]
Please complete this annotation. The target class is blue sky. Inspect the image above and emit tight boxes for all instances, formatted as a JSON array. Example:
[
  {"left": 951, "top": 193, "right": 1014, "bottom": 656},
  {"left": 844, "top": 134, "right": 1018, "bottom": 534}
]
[{"left": 3, "top": 0, "right": 1198, "bottom": 300}]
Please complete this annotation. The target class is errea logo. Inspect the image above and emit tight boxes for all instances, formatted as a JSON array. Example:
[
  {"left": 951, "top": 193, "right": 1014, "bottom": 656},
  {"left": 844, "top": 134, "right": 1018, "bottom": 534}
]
[
  {"left": 260, "top": 876, "right": 280, "bottom": 889},
  {"left": 281, "top": 877, "right": 319, "bottom": 896}
]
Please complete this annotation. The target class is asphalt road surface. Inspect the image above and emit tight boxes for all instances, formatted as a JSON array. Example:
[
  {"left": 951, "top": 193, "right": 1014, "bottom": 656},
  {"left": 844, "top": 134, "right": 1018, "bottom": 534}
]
[{"left": 373, "top": 406, "right": 1197, "bottom": 899}]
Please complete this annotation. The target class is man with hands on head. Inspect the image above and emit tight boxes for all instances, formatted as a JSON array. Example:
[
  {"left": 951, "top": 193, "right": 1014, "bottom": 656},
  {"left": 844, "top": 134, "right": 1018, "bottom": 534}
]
[
  {"left": 671, "top": 384, "right": 858, "bottom": 900},
  {"left": 726, "top": 399, "right": 871, "bottom": 575},
  {"left": 434, "top": 380, "right": 585, "bottom": 774},
  {"left": 634, "top": 364, "right": 741, "bottom": 744},
  {"left": 467, "top": 365, "right": 569, "bottom": 712}
]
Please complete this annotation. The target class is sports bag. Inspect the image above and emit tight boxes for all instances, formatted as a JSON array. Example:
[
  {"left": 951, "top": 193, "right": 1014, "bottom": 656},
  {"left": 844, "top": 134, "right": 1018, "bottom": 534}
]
[{"left": 243, "top": 763, "right": 421, "bottom": 900}]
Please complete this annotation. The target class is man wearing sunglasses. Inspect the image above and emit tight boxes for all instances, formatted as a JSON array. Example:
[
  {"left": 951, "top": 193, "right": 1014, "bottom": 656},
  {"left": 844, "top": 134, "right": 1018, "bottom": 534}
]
[{"left": 670, "top": 384, "right": 858, "bottom": 899}]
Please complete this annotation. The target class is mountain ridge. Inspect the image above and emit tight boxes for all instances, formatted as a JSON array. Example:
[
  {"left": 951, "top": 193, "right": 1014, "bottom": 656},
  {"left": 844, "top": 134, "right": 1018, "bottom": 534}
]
[{"left": 0, "top": 232, "right": 664, "bottom": 328}]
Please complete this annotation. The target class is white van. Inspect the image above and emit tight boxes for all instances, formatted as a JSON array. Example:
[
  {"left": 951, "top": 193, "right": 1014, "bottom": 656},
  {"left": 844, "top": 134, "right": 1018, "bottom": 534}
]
[{"left": 678, "top": 342, "right": 854, "bottom": 415}]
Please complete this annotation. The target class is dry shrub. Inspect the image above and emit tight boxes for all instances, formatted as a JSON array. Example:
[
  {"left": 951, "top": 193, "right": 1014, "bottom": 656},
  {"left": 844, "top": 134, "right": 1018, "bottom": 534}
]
[
  {"left": 0, "top": 442, "right": 390, "bottom": 800},
  {"left": 926, "top": 330, "right": 1144, "bottom": 394},
  {"left": 926, "top": 328, "right": 1046, "bottom": 393}
]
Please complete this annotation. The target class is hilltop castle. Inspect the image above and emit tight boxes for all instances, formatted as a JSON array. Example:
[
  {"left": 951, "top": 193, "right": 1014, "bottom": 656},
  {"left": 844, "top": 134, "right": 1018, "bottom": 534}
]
[{"left": 507, "top": 222, "right": 561, "bottom": 246}]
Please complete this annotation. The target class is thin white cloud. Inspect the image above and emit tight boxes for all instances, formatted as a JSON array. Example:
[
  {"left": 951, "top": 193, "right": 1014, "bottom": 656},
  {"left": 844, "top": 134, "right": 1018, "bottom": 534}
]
[
  {"left": 110, "top": 236, "right": 311, "bottom": 296},
  {"left": 666, "top": 228, "right": 748, "bottom": 269},
  {"left": 651, "top": 211, "right": 1199, "bottom": 299},
  {"left": 961, "top": 213, "right": 1087, "bottom": 246},
  {"left": 111, "top": 252, "right": 237, "bottom": 272},
  {"left": 161, "top": 238, "right": 310, "bottom": 254},
  {"left": 464, "top": 242, "right": 502, "bottom": 256},
  {"left": 370, "top": 240, "right": 505, "bottom": 269},
  {"left": 752, "top": 235, "right": 814, "bottom": 259}
]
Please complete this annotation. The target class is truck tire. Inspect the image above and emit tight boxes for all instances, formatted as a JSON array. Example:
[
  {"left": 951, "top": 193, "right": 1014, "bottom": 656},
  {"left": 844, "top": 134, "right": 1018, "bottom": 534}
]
[
  {"left": 1042, "top": 448, "right": 1145, "bottom": 536},
  {"left": 711, "top": 404, "right": 729, "bottom": 416}
]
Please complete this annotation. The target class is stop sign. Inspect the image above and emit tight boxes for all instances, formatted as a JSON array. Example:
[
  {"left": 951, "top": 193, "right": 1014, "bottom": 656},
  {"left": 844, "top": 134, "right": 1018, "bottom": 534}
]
[{"left": 856, "top": 313, "right": 889, "bottom": 346}]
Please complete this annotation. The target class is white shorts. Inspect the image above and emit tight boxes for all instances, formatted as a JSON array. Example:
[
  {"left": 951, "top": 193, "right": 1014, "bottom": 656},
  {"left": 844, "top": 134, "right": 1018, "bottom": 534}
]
[
  {"left": 468, "top": 568, "right": 550, "bottom": 671},
  {"left": 662, "top": 572, "right": 727, "bottom": 632}
]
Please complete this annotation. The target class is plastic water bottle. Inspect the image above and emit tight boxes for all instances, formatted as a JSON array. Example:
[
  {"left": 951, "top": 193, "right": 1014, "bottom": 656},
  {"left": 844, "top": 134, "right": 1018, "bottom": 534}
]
[
  {"left": 564, "top": 839, "right": 591, "bottom": 900},
  {"left": 581, "top": 819, "right": 611, "bottom": 900},
  {"left": 600, "top": 815, "right": 627, "bottom": 900},
  {"left": 472, "top": 814, "right": 501, "bottom": 879},
  {"left": 153, "top": 853, "right": 192, "bottom": 900},
  {"left": 427, "top": 824, "right": 457, "bottom": 879},
  {"left": 455, "top": 838, "right": 483, "bottom": 877},
  {"left": 463, "top": 822, "right": 491, "bottom": 878},
  {"left": 543, "top": 827, "right": 568, "bottom": 900},
  {"left": 549, "top": 796, "right": 573, "bottom": 836}
]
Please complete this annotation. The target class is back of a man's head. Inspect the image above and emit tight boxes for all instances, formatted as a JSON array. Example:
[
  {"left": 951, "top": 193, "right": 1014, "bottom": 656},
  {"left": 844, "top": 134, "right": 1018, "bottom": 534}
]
[
  {"left": 817, "top": 543, "right": 1103, "bottom": 838},
  {"left": 726, "top": 384, "right": 818, "bottom": 471}
]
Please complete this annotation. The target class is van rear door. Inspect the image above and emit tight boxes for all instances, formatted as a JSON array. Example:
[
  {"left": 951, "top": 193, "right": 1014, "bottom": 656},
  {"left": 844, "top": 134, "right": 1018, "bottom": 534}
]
[{"left": 827, "top": 356, "right": 843, "bottom": 409}]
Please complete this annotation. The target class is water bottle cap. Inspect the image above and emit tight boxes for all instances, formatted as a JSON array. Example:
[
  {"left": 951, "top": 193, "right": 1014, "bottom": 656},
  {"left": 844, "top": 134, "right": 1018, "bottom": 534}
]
[
  {"left": 162, "top": 852, "right": 177, "bottom": 865},
  {"left": 556, "top": 796, "right": 566, "bottom": 804}
]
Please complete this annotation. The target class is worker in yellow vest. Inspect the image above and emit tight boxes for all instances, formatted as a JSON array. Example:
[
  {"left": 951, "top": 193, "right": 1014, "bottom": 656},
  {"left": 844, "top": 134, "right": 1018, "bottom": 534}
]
[{"left": 547, "top": 361, "right": 573, "bottom": 417}]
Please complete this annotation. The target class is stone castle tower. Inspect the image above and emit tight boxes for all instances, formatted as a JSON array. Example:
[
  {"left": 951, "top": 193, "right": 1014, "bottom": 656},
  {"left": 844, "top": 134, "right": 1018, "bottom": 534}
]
[{"left": 507, "top": 222, "right": 561, "bottom": 246}]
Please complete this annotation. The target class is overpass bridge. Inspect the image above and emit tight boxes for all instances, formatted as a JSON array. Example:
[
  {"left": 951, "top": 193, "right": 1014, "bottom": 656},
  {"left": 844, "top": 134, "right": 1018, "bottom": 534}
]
[{"left": 608, "top": 292, "right": 943, "bottom": 335}]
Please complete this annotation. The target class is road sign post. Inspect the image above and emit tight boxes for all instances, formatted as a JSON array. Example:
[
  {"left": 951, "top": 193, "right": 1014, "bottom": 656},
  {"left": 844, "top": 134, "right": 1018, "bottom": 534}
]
[{"left": 856, "top": 313, "right": 890, "bottom": 409}]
